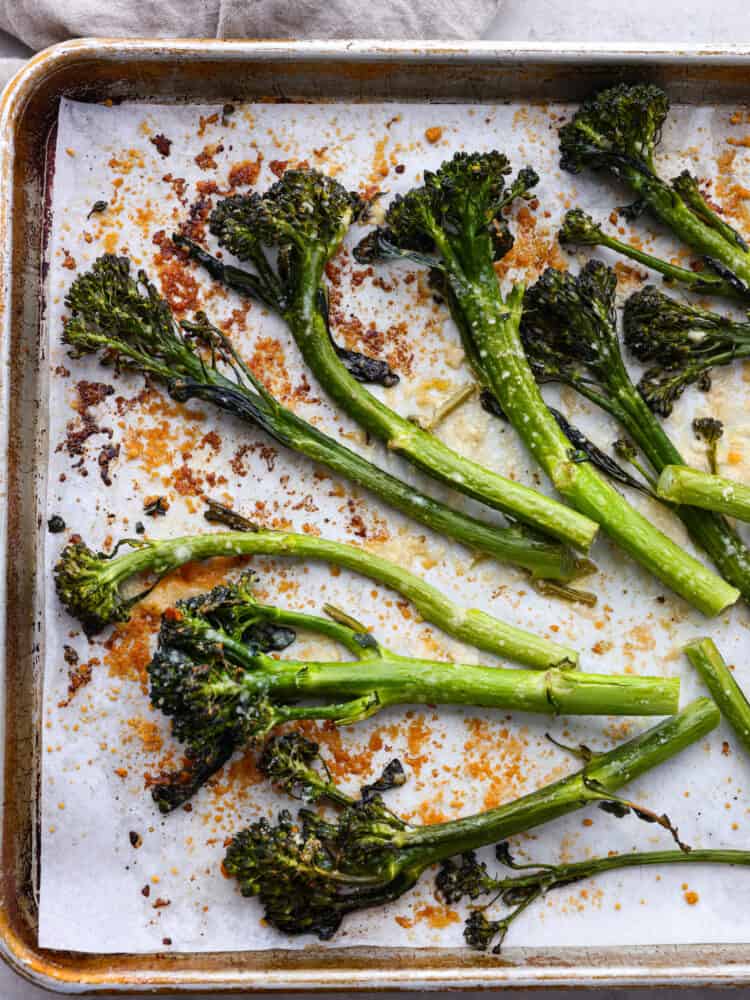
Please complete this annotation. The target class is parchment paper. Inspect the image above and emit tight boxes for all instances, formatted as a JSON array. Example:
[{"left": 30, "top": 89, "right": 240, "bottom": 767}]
[{"left": 39, "top": 96, "right": 750, "bottom": 953}]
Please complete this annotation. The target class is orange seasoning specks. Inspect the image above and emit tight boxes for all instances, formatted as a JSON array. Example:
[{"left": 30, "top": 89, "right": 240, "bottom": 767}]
[
  {"left": 126, "top": 718, "right": 164, "bottom": 754},
  {"left": 103, "top": 610, "right": 160, "bottom": 690},
  {"left": 414, "top": 904, "right": 460, "bottom": 929},
  {"left": 463, "top": 718, "right": 529, "bottom": 810},
  {"left": 228, "top": 155, "right": 263, "bottom": 188},
  {"left": 684, "top": 890, "right": 700, "bottom": 905},
  {"left": 494, "top": 204, "right": 567, "bottom": 282},
  {"left": 369, "top": 137, "right": 390, "bottom": 183}
]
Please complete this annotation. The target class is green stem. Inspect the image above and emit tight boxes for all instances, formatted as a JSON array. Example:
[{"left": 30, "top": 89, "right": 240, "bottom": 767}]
[
  {"left": 594, "top": 230, "right": 743, "bottom": 300},
  {"left": 594, "top": 377, "right": 750, "bottom": 604},
  {"left": 397, "top": 697, "right": 719, "bottom": 868},
  {"left": 84, "top": 530, "right": 579, "bottom": 668},
  {"left": 625, "top": 168, "right": 750, "bottom": 294},
  {"left": 251, "top": 603, "right": 382, "bottom": 660},
  {"left": 658, "top": 465, "right": 750, "bottom": 522},
  {"left": 223, "top": 649, "right": 680, "bottom": 719},
  {"left": 282, "top": 252, "right": 597, "bottom": 552},
  {"left": 498, "top": 848, "right": 750, "bottom": 887},
  {"left": 450, "top": 263, "right": 737, "bottom": 617},
  {"left": 684, "top": 637, "right": 750, "bottom": 757}
]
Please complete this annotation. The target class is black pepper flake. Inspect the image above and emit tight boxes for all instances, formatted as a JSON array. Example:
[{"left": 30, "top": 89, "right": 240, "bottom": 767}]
[
  {"left": 141, "top": 885, "right": 150, "bottom": 897},
  {"left": 86, "top": 200, "right": 108, "bottom": 218},
  {"left": 63, "top": 645, "right": 78, "bottom": 666},
  {"left": 135, "top": 521, "right": 145, "bottom": 535},
  {"left": 162, "top": 937, "right": 172, "bottom": 946},
  {"left": 129, "top": 831, "right": 143, "bottom": 848},
  {"left": 395, "top": 164, "right": 405, "bottom": 174},
  {"left": 47, "top": 515, "right": 66, "bottom": 533}
]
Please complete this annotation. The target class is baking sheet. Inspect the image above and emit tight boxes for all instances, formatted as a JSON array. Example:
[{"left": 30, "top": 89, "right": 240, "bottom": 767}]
[{"left": 39, "top": 95, "right": 750, "bottom": 953}]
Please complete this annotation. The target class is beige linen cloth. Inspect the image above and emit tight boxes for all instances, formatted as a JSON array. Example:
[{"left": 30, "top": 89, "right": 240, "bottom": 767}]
[{"left": 0, "top": 0, "right": 500, "bottom": 86}]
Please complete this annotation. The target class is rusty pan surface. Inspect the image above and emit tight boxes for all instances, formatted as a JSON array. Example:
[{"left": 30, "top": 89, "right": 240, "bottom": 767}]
[{"left": 3, "top": 38, "right": 750, "bottom": 992}]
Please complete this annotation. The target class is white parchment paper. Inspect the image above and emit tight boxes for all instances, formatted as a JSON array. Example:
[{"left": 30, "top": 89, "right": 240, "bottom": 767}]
[{"left": 39, "top": 96, "right": 750, "bottom": 953}]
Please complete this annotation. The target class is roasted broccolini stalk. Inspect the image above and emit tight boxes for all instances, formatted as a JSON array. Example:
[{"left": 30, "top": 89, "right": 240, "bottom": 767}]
[
  {"left": 148, "top": 575, "right": 680, "bottom": 810},
  {"left": 54, "top": 507, "right": 578, "bottom": 668},
  {"left": 62, "top": 254, "right": 581, "bottom": 586},
  {"left": 439, "top": 841, "right": 750, "bottom": 953},
  {"left": 223, "top": 698, "right": 719, "bottom": 939},
  {"left": 521, "top": 262, "right": 748, "bottom": 608},
  {"left": 658, "top": 465, "right": 750, "bottom": 521},
  {"left": 624, "top": 285, "right": 750, "bottom": 416},
  {"left": 355, "top": 150, "right": 737, "bottom": 616},
  {"left": 683, "top": 637, "right": 750, "bottom": 760},
  {"left": 560, "top": 83, "right": 750, "bottom": 299},
  {"left": 182, "top": 168, "right": 598, "bottom": 551}
]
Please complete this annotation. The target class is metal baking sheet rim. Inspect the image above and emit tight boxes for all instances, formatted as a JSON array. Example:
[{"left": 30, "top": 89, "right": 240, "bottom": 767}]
[{"left": 3, "top": 37, "right": 750, "bottom": 993}]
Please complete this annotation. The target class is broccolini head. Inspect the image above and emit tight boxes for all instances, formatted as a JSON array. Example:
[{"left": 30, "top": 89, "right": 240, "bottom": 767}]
[
  {"left": 354, "top": 151, "right": 538, "bottom": 269},
  {"left": 693, "top": 416, "right": 724, "bottom": 447},
  {"left": 521, "top": 260, "right": 621, "bottom": 390},
  {"left": 258, "top": 732, "right": 335, "bottom": 803},
  {"left": 224, "top": 734, "right": 420, "bottom": 936},
  {"left": 54, "top": 539, "right": 139, "bottom": 635},
  {"left": 558, "top": 208, "right": 606, "bottom": 248},
  {"left": 210, "top": 169, "right": 364, "bottom": 261},
  {"left": 170, "top": 574, "right": 296, "bottom": 651},
  {"left": 148, "top": 580, "right": 297, "bottom": 755},
  {"left": 436, "top": 851, "right": 493, "bottom": 903},
  {"left": 623, "top": 286, "right": 736, "bottom": 415},
  {"left": 693, "top": 416, "right": 724, "bottom": 473},
  {"left": 224, "top": 797, "right": 412, "bottom": 938},
  {"left": 624, "top": 285, "right": 719, "bottom": 363},
  {"left": 559, "top": 83, "right": 669, "bottom": 175},
  {"left": 63, "top": 254, "right": 203, "bottom": 381}
]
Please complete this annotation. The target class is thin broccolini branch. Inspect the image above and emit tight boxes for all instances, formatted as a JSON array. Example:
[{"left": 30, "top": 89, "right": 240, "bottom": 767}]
[
  {"left": 224, "top": 698, "right": 719, "bottom": 939},
  {"left": 54, "top": 517, "right": 579, "bottom": 669},
  {"left": 355, "top": 150, "right": 738, "bottom": 616},
  {"left": 194, "top": 171, "right": 598, "bottom": 552},
  {"left": 559, "top": 83, "right": 750, "bottom": 299},
  {"left": 438, "top": 844, "right": 750, "bottom": 953},
  {"left": 559, "top": 208, "right": 744, "bottom": 300},
  {"left": 62, "top": 254, "right": 582, "bottom": 586}
]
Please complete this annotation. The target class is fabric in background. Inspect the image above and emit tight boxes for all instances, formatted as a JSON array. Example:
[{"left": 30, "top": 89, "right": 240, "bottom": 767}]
[{"left": 0, "top": 0, "right": 500, "bottom": 85}]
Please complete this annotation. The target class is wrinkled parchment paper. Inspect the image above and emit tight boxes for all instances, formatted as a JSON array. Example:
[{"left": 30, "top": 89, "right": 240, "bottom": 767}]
[{"left": 39, "top": 96, "right": 750, "bottom": 952}]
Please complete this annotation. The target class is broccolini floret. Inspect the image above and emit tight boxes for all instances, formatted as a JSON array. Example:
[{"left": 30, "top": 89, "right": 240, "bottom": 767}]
[
  {"left": 223, "top": 699, "right": 718, "bottom": 939},
  {"left": 624, "top": 285, "right": 750, "bottom": 416},
  {"left": 148, "top": 575, "right": 679, "bottom": 809}
]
